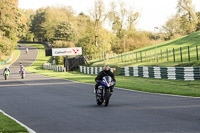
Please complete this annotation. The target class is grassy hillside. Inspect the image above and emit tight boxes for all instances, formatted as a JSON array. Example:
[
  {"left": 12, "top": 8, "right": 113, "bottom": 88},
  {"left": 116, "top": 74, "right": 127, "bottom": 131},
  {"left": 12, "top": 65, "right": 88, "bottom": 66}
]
[{"left": 89, "top": 31, "right": 200, "bottom": 69}]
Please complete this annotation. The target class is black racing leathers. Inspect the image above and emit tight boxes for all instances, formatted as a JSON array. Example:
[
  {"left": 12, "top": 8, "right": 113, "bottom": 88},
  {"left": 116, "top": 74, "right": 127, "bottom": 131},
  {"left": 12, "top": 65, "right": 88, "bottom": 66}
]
[{"left": 95, "top": 70, "right": 116, "bottom": 91}]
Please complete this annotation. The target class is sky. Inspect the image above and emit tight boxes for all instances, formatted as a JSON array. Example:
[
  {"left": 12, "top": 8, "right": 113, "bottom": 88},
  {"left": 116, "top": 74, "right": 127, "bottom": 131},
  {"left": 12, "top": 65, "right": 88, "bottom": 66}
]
[{"left": 18, "top": 0, "right": 200, "bottom": 32}]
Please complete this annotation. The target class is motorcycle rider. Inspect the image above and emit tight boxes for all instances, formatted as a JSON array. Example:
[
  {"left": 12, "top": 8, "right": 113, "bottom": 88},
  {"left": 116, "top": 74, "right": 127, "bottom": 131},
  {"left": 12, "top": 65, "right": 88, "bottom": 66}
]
[
  {"left": 26, "top": 48, "right": 28, "bottom": 54},
  {"left": 95, "top": 65, "right": 116, "bottom": 93},
  {"left": 19, "top": 62, "right": 23, "bottom": 74},
  {"left": 19, "top": 65, "right": 25, "bottom": 74},
  {"left": 3, "top": 66, "right": 10, "bottom": 75}
]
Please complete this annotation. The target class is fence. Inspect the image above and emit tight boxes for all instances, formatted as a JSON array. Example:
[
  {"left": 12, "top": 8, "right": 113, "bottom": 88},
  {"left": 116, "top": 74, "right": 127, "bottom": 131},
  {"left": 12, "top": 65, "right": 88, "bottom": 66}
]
[
  {"left": 84, "top": 45, "right": 200, "bottom": 64},
  {"left": 43, "top": 63, "right": 64, "bottom": 72},
  {"left": 79, "top": 66, "right": 116, "bottom": 75},
  {"left": 120, "top": 66, "right": 200, "bottom": 81},
  {"left": 0, "top": 52, "right": 13, "bottom": 66}
]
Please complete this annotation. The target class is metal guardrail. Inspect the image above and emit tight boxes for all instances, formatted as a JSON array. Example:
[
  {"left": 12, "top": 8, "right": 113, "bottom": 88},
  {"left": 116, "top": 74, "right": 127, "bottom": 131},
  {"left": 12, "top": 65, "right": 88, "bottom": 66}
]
[
  {"left": 120, "top": 66, "right": 200, "bottom": 81},
  {"left": 0, "top": 52, "right": 13, "bottom": 66},
  {"left": 43, "top": 63, "right": 64, "bottom": 72},
  {"left": 79, "top": 66, "right": 116, "bottom": 74}
]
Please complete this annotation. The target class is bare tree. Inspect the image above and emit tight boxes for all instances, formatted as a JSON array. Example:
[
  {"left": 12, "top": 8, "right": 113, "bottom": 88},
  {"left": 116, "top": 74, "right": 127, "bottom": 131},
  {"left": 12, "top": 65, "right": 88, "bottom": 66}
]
[
  {"left": 109, "top": 0, "right": 139, "bottom": 38},
  {"left": 89, "top": 0, "right": 109, "bottom": 47}
]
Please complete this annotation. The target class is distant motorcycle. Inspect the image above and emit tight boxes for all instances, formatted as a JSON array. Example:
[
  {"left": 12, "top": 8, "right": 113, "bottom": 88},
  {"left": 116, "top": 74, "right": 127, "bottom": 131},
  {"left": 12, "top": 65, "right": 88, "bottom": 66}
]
[
  {"left": 20, "top": 69, "right": 25, "bottom": 79},
  {"left": 95, "top": 76, "right": 115, "bottom": 106},
  {"left": 3, "top": 69, "right": 10, "bottom": 80}
]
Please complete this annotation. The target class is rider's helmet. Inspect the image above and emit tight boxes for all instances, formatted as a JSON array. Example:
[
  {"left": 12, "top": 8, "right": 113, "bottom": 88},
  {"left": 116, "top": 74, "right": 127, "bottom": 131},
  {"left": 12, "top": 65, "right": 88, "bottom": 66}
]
[
  {"left": 103, "top": 65, "right": 111, "bottom": 72},
  {"left": 5, "top": 66, "right": 9, "bottom": 69}
]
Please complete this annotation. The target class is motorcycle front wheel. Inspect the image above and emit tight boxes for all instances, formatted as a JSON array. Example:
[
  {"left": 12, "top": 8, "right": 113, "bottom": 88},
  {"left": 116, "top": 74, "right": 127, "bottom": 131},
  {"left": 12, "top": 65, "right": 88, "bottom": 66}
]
[
  {"left": 104, "top": 89, "right": 111, "bottom": 106},
  {"left": 5, "top": 75, "right": 7, "bottom": 80}
]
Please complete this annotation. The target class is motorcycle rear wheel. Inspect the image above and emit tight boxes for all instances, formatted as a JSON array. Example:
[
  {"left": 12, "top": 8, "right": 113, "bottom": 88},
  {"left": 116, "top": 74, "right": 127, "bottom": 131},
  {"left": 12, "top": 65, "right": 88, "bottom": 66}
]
[{"left": 104, "top": 89, "right": 111, "bottom": 106}]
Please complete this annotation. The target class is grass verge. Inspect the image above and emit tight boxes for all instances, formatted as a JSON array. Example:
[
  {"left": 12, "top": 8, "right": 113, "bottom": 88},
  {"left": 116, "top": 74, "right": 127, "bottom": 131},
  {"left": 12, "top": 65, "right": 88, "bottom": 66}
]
[
  {"left": 0, "top": 112, "right": 28, "bottom": 133},
  {"left": 0, "top": 48, "right": 20, "bottom": 69},
  {"left": 23, "top": 43, "right": 200, "bottom": 97}
]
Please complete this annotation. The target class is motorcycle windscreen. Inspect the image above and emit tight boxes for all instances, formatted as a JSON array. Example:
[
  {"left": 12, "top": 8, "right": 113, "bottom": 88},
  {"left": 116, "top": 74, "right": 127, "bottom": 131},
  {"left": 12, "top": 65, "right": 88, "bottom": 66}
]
[{"left": 103, "top": 76, "right": 112, "bottom": 85}]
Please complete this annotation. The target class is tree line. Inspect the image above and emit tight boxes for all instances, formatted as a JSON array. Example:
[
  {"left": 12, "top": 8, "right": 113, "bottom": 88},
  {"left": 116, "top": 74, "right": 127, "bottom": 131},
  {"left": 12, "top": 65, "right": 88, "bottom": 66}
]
[{"left": 0, "top": 0, "right": 200, "bottom": 64}]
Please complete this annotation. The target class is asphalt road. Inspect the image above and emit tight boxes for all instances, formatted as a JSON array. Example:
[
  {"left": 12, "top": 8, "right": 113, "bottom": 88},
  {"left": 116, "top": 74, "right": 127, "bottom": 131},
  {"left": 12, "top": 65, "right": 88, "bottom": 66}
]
[{"left": 0, "top": 45, "right": 200, "bottom": 133}]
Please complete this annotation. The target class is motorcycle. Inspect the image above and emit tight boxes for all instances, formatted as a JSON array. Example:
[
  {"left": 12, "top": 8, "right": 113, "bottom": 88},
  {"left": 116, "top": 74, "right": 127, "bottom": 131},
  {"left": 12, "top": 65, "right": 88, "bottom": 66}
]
[
  {"left": 95, "top": 76, "right": 115, "bottom": 106},
  {"left": 3, "top": 70, "right": 10, "bottom": 80},
  {"left": 19, "top": 69, "right": 25, "bottom": 79}
]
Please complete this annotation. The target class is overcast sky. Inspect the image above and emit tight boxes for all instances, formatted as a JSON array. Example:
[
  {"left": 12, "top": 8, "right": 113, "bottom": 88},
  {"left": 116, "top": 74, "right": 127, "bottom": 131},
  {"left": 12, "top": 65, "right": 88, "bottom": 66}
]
[{"left": 18, "top": 0, "right": 200, "bottom": 32}]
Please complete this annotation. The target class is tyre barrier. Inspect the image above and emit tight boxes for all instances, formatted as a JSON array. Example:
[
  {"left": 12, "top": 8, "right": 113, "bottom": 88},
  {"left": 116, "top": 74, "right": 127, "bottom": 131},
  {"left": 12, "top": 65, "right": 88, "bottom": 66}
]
[
  {"left": 79, "top": 66, "right": 116, "bottom": 74},
  {"left": 120, "top": 66, "right": 200, "bottom": 81},
  {"left": 0, "top": 52, "right": 13, "bottom": 66},
  {"left": 43, "top": 63, "right": 64, "bottom": 72}
]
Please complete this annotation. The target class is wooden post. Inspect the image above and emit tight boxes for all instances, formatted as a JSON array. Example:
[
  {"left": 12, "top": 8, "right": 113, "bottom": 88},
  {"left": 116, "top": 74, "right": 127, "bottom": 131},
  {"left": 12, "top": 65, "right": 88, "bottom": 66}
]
[
  {"left": 160, "top": 49, "right": 162, "bottom": 62},
  {"left": 140, "top": 51, "right": 142, "bottom": 62},
  {"left": 196, "top": 45, "right": 199, "bottom": 60},
  {"left": 188, "top": 46, "right": 190, "bottom": 62},
  {"left": 121, "top": 53, "right": 123, "bottom": 62},
  {"left": 173, "top": 48, "right": 175, "bottom": 62},
  {"left": 180, "top": 47, "right": 183, "bottom": 62}
]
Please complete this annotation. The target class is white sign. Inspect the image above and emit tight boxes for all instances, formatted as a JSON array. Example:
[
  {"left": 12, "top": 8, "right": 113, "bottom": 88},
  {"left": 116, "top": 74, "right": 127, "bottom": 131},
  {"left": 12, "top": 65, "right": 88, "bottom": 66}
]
[{"left": 52, "top": 47, "right": 82, "bottom": 56}]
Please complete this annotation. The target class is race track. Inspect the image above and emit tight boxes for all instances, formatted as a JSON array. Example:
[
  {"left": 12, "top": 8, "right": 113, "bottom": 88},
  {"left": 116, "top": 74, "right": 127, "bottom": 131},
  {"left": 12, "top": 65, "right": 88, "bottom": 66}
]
[{"left": 0, "top": 44, "right": 200, "bottom": 133}]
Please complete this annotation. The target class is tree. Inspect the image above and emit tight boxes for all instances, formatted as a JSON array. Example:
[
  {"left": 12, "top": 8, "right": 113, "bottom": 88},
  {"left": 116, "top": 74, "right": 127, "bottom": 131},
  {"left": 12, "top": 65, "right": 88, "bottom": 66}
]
[
  {"left": 177, "top": 0, "right": 198, "bottom": 34},
  {"left": 30, "top": 8, "right": 46, "bottom": 41},
  {"left": 54, "top": 21, "right": 76, "bottom": 42},
  {"left": 0, "top": 0, "right": 25, "bottom": 41},
  {"left": 89, "top": 0, "right": 109, "bottom": 47},
  {"left": 109, "top": 1, "right": 139, "bottom": 39},
  {"left": 0, "top": 0, "right": 25, "bottom": 59},
  {"left": 162, "top": 14, "right": 182, "bottom": 39},
  {"left": 30, "top": 6, "right": 75, "bottom": 42},
  {"left": 196, "top": 12, "right": 200, "bottom": 31}
]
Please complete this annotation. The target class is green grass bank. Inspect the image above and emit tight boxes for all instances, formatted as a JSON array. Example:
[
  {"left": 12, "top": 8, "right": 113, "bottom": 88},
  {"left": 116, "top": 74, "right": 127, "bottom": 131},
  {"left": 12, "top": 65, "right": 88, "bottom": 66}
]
[{"left": 0, "top": 112, "right": 28, "bottom": 133}]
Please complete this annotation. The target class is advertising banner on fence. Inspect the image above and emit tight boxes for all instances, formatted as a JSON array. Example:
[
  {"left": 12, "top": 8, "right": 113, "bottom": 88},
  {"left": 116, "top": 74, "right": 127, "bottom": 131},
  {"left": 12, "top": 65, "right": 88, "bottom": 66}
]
[{"left": 52, "top": 47, "right": 82, "bottom": 56}]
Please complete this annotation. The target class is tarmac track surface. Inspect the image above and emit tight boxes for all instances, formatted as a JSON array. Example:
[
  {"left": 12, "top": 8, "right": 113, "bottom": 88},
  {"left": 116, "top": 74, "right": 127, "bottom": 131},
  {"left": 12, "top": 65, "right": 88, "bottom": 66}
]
[{"left": 0, "top": 44, "right": 200, "bottom": 133}]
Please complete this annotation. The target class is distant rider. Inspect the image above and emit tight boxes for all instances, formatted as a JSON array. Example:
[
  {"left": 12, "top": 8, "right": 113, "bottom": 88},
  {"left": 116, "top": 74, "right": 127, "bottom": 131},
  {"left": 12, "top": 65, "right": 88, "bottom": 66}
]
[
  {"left": 19, "top": 64, "right": 25, "bottom": 74},
  {"left": 19, "top": 63, "right": 23, "bottom": 73},
  {"left": 3, "top": 66, "right": 10, "bottom": 75},
  {"left": 95, "top": 65, "right": 116, "bottom": 93},
  {"left": 26, "top": 48, "right": 28, "bottom": 54}
]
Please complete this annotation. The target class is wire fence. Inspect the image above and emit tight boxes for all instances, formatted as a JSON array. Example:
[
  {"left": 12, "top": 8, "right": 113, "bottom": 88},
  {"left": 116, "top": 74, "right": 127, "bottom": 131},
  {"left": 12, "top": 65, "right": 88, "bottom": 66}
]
[{"left": 84, "top": 45, "right": 200, "bottom": 64}]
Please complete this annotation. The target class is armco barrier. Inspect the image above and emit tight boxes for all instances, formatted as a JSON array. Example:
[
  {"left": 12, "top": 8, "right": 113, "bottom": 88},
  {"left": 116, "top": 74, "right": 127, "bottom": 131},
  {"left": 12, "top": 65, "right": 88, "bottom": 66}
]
[
  {"left": 79, "top": 66, "right": 115, "bottom": 74},
  {"left": 120, "top": 66, "right": 200, "bottom": 81},
  {"left": 0, "top": 52, "right": 13, "bottom": 66},
  {"left": 43, "top": 63, "right": 64, "bottom": 72}
]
